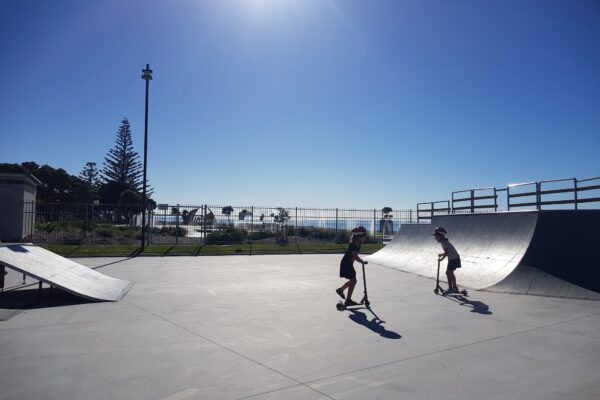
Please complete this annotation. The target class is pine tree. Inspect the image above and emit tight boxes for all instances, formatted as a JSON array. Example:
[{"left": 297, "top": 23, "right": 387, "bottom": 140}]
[
  {"left": 101, "top": 118, "right": 143, "bottom": 191},
  {"left": 79, "top": 161, "right": 100, "bottom": 188}
]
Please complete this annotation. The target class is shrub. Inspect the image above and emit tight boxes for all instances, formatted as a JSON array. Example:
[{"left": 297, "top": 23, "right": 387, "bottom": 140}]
[
  {"left": 247, "top": 230, "right": 274, "bottom": 241},
  {"left": 205, "top": 227, "right": 248, "bottom": 244},
  {"left": 38, "top": 222, "right": 56, "bottom": 233},
  {"left": 96, "top": 224, "right": 115, "bottom": 238}
]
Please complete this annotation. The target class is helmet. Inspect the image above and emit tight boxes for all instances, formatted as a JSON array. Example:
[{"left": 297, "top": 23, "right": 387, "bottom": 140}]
[
  {"left": 351, "top": 226, "right": 367, "bottom": 235},
  {"left": 433, "top": 227, "right": 447, "bottom": 237}
]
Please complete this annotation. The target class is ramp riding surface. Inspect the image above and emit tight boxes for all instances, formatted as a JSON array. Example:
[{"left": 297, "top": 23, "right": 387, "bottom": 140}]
[
  {"left": 367, "top": 211, "right": 600, "bottom": 300},
  {"left": 0, "top": 244, "right": 132, "bottom": 301}
]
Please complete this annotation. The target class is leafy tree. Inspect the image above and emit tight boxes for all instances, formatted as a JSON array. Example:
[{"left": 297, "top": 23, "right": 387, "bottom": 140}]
[
  {"left": 0, "top": 162, "right": 95, "bottom": 203},
  {"left": 98, "top": 181, "right": 131, "bottom": 204},
  {"left": 101, "top": 118, "right": 143, "bottom": 191},
  {"left": 271, "top": 207, "right": 290, "bottom": 244},
  {"left": 79, "top": 162, "right": 100, "bottom": 189},
  {"left": 239, "top": 209, "right": 252, "bottom": 220},
  {"left": 271, "top": 207, "right": 290, "bottom": 225}
]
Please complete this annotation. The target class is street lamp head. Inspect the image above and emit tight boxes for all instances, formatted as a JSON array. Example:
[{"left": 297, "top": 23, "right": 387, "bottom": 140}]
[{"left": 142, "top": 64, "right": 153, "bottom": 80}]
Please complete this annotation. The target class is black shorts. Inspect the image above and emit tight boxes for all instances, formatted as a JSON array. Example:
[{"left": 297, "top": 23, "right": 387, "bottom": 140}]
[
  {"left": 340, "top": 263, "right": 356, "bottom": 280},
  {"left": 447, "top": 257, "right": 461, "bottom": 270}
]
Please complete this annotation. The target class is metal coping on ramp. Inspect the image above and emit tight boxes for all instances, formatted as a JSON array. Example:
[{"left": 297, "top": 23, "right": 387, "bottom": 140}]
[
  {"left": 0, "top": 244, "right": 133, "bottom": 302},
  {"left": 367, "top": 210, "right": 600, "bottom": 301}
]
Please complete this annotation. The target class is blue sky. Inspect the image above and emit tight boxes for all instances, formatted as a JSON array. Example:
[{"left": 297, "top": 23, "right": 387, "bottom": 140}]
[{"left": 1, "top": 0, "right": 598, "bottom": 209}]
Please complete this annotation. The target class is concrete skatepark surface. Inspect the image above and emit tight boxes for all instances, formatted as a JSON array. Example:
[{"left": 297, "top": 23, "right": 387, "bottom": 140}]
[{"left": 1, "top": 254, "right": 598, "bottom": 399}]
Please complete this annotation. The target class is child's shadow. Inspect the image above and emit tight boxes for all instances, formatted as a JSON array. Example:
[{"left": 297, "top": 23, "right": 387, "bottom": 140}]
[
  {"left": 348, "top": 309, "right": 401, "bottom": 339},
  {"left": 445, "top": 294, "right": 492, "bottom": 315}
]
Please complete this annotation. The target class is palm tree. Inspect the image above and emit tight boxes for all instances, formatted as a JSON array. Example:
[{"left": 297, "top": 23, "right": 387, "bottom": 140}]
[{"left": 222, "top": 206, "right": 234, "bottom": 225}]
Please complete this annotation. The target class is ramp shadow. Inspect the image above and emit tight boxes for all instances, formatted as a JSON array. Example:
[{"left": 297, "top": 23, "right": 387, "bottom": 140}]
[
  {"left": 0, "top": 288, "right": 93, "bottom": 319},
  {"left": 348, "top": 309, "right": 401, "bottom": 339},
  {"left": 442, "top": 294, "right": 492, "bottom": 315}
]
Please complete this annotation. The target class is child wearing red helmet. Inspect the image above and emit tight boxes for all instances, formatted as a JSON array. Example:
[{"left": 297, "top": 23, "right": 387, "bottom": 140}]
[
  {"left": 433, "top": 227, "right": 461, "bottom": 294},
  {"left": 336, "top": 226, "right": 368, "bottom": 306}
]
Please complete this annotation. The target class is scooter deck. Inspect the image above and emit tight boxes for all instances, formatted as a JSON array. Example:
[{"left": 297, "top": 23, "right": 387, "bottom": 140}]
[
  {"left": 336, "top": 300, "right": 370, "bottom": 311},
  {"left": 434, "top": 287, "right": 468, "bottom": 296}
]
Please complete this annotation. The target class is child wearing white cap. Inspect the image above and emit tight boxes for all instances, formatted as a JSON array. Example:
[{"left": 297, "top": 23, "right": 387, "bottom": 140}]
[{"left": 433, "top": 227, "right": 461, "bottom": 294}]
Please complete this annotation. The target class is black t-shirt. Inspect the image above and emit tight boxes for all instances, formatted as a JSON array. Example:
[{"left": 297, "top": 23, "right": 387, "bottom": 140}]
[{"left": 341, "top": 242, "right": 360, "bottom": 267}]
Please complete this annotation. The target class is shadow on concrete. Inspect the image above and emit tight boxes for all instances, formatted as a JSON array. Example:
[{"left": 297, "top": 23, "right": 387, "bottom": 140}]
[
  {"left": 0, "top": 288, "right": 92, "bottom": 320},
  {"left": 91, "top": 257, "right": 135, "bottom": 271},
  {"left": 442, "top": 294, "right": 493, "bottom": 315},
  {"left": 348, "top": 309, "right": 401, "bottom": 339}
]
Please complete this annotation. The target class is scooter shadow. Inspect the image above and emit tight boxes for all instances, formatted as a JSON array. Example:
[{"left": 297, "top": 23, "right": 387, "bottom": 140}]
[
  {"left": 441, "top": 294, "right": 493, "bottom": 315},
  {"left": 348, "top": 309, "right": 401, "bottom": 339}
]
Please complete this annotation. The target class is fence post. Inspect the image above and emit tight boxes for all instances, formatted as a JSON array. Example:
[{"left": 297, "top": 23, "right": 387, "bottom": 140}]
[
  {"left": 373, "top": 209, "right": 376, "bottom": 240},
  {"left": 536, "top": 182, "right": 541, "bottom": 210},
  {"left": 574, "top": 178, "right": 578, "bottom": 210},
  {"left": 250, "top": 206, "right": 254, "bottom": 255},
  {"left": 175, "top": 204, "right": 179, "bottom": 245}
]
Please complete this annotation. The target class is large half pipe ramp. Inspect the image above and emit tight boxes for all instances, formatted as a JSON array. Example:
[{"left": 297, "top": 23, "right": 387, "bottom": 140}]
[
  {"left": 0, "top": 244, "right": 133, "bottom": 301},
  {"left": 367, "top": 211, "right": 600, "bottom": 300}
]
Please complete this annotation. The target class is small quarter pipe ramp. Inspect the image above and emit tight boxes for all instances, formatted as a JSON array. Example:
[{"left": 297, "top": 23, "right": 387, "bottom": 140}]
[
  {"left": 367, "top": 211, "right": 600, "bottom": 300},
  {"left": 0, "top": 244, "right": 133, "bottom": 301}
]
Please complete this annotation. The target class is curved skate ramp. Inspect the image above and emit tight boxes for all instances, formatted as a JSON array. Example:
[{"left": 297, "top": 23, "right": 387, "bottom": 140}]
[
  {"left": 0, "top": 244, "right": 132, "bottom": 301},
  {"left": 367, "top": 211, "right": 600, "bottom": 300}
]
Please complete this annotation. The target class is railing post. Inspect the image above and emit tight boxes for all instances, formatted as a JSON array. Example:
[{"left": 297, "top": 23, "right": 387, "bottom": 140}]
[
  {"left": 536, "top": 182, "right": 541, "bottom": 210},
  {"left": 470, "top": 190, "right": 475, "bottom": 214},
  {"left": 507, "top": 186, "right": 511, "bottom": 211},
  {"left": 494, "top": 188, "right": 498, "bottom": 212}
]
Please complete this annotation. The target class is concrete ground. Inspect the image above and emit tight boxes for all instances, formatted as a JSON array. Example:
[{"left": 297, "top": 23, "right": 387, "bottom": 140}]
[{"left": 0, "top": 254, "right": 599, "bottom": 400}]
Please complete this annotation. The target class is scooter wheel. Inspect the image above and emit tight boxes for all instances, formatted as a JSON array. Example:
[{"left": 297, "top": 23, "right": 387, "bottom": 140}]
[
  {"left": 461, "top": 290, "right": 468, "bottom": 296},
  {"left": 364, "top": 300, "right": 370, "bottom": 307},
  {"left": 434, "top": 289, "right": 439, "bottom": 294},
  {"left": 336, "top": 302, "right": 344, "bottom": 311}
]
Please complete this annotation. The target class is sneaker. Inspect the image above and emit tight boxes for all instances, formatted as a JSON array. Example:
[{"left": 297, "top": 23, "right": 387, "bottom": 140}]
[
  {"left": 344, "top": 299, "right": 359, "bottom": 307},
  {"left": 336, "top": 288, "right": 345, "bottom": 299}
]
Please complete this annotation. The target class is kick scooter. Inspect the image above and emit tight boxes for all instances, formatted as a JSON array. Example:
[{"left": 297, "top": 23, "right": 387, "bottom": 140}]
[{"left": 434, "top": 258, "right": 467, "bottom": 296}]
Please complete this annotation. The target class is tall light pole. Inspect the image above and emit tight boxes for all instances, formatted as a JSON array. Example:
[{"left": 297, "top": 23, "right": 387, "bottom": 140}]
[{"left": 141, "top": 64, "right": 153, "bottom": 250}]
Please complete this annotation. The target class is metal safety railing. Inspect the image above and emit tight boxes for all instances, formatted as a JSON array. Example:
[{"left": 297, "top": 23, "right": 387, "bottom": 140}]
[
  {"left": 417, "top": 175, "right": 600, "bottom": 220},
  {"left": 417, "top": 201, "right": 450, "bottom": 221},
  {"left": 452, "top": 187, "right": 500, "bottom": 213},
  {"left": 507, "top": 176, "right": 600, "bottom": 210}
]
